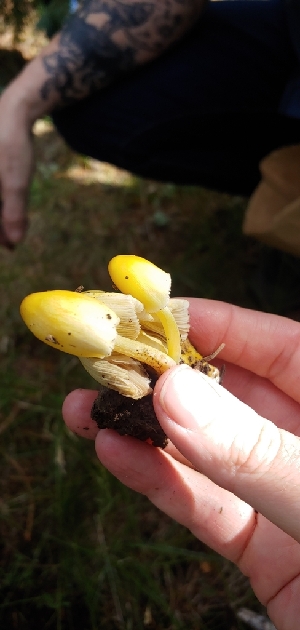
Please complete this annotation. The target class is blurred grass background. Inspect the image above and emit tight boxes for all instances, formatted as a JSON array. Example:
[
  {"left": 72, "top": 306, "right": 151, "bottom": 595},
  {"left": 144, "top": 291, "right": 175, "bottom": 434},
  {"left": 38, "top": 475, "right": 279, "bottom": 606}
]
[{"left": 0, "top": 9, "right": 298, "bottom": 630}]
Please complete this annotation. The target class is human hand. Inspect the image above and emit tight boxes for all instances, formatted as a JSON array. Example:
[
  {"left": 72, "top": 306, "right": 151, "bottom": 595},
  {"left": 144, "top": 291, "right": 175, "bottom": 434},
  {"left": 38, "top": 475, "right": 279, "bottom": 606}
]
[
  {"left": 0, "top": 85, "right": 35, "bottom": 247},
  {"left": 63, "top": 299, "right": 300, "bottom": 630}
]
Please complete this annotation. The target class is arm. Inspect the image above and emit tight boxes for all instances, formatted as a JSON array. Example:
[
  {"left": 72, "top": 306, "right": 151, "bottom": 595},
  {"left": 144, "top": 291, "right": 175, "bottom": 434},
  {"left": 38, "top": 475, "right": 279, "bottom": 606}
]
[
  {"left": 11, "top": 0, "right": 204, "bottom": 117},
  {"left": 0, "top": 0, "right": 204, "bottom": 246}
]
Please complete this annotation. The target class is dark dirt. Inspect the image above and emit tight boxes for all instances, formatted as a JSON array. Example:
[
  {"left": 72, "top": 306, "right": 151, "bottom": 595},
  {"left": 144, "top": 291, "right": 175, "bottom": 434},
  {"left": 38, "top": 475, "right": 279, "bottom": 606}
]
[{"left": 91, "top": 387, "right": 168, "bottom": 449}]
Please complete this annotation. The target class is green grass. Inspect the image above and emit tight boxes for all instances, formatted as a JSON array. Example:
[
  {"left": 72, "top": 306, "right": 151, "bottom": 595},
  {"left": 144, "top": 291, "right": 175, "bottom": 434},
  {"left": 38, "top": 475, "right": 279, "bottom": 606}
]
[{"left": 0, "top": 122, "right": 277, "bottom": 629}]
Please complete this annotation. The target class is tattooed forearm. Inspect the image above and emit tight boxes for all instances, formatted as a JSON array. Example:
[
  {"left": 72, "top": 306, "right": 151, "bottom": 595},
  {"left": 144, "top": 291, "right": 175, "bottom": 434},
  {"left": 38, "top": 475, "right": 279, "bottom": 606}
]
[{"left": 40, "top": 0, "right": 202, "bottom": 106}]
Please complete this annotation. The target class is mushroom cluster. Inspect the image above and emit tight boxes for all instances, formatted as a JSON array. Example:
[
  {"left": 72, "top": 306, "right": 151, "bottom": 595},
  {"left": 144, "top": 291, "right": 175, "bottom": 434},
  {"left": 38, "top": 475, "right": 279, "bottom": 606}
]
[{"left": 20, "top": 255, "right": 221, "bottom": 400}]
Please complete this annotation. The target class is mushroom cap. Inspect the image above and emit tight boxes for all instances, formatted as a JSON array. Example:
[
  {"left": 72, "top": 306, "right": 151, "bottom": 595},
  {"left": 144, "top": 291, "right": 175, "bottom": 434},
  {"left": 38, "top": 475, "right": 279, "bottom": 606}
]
[
  {"left": 20, "top": 290, "right": 119, "bottom": 358},
  {"left": 108, "top": 255, "right": 171, "bottom": 313}
]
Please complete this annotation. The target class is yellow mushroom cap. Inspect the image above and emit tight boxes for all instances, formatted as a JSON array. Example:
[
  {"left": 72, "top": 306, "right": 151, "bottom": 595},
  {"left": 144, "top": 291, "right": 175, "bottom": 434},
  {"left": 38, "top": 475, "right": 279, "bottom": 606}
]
[
  {"left": 108, "top": 255, "right": 171, "bottom": 313},
  {"left": 20, "top": 290, "right": 119, "bottom": 358}
]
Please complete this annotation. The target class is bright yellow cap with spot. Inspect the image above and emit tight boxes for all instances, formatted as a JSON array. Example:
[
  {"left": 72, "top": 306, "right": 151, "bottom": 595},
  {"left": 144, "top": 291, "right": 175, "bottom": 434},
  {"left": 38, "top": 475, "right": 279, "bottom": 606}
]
[
  {"left": 20, "top": 290, "right": 119, "bottom": 358},
  {"left": 108, "top": 255, "right": 171, "bottom": 313}
]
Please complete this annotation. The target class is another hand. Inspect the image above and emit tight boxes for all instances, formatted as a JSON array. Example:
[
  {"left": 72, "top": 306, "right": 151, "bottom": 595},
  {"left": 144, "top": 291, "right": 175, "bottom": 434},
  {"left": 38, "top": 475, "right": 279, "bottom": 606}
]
[
  {"left": 0, "top": 85, "right": 35, "bottom": 247},
  {"left": 63, "top": 299, "right": 300, "bottom": 630}
]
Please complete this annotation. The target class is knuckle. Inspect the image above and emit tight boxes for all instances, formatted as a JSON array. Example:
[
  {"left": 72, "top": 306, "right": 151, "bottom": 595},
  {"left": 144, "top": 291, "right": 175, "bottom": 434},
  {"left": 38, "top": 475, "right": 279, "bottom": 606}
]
[{"left": 229, "top": 420, "right": 282, "bottom": 479}]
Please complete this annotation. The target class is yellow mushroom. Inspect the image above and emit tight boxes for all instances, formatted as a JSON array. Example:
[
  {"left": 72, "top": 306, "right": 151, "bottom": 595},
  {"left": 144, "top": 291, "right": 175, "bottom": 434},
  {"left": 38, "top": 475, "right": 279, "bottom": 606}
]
[
  {"left": 108, "top": 255, "right": 181, "bottom": 363},
  {"left": 20, "top": 258, "right": 223, "bottom": 398},
  {"left": 20, "top": 290, "right": 119, "bottom": 358},
  {"left": 20, "top": 289, "right": 175, "bottom": 377}
]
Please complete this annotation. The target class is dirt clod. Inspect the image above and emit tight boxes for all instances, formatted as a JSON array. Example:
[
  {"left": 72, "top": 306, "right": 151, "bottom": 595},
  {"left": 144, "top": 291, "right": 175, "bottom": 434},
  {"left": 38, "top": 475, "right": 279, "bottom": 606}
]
[{"left": 91, "top": 387, "right": 168, "bottom": 448}]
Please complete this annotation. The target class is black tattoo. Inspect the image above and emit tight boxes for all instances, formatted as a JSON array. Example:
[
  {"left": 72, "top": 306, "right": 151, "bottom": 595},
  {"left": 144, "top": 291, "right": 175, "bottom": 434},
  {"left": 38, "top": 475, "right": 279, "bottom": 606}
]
[{"left": 40, "top": 0, "right": 199, "bottom": 105}]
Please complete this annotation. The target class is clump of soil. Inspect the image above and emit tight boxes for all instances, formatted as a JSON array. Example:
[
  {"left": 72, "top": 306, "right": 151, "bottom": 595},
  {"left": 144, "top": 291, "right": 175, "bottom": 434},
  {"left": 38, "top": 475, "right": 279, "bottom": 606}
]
[{"left": 91, "top": 387, "right": 168, "bottom": 449}]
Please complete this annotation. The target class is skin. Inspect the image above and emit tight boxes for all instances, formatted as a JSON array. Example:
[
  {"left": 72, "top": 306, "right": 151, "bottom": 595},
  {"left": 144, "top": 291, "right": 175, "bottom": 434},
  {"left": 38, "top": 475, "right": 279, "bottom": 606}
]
[
  {"left": 0, "top": 0, "right": 202, "bottom": 246},
  {"left": 63, "top": 298, "right": 300, "bottom": 630}
]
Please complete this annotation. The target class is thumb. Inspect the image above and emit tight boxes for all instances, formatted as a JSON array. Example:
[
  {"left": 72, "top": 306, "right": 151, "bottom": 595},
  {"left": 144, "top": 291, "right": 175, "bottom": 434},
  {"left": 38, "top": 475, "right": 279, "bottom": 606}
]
[{"left": 153, "top": 365, "right": 300, "bottom": 542}]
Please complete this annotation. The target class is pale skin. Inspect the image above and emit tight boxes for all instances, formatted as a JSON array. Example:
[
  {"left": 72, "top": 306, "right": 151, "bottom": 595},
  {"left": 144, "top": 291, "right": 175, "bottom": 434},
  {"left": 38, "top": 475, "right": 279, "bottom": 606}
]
[
  {"left": 0, "top": 0, "right": 203, "bottom": 246},
  {"left": 63, "top": 299, "right": 300, "bottom": 630}
]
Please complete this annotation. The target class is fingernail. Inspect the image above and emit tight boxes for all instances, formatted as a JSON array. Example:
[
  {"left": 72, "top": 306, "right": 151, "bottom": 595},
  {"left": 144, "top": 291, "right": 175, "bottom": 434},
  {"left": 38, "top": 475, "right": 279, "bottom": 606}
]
[{"left": 159, "top": 365, "right": 221, "bottom": 430}]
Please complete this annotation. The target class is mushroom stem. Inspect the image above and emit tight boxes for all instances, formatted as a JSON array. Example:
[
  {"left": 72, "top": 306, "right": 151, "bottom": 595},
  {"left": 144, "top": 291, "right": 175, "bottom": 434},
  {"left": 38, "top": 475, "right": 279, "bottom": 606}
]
[
  {"left": 180, "top": 338, "right": 222, "bottom": 381},
  {"left": 155, "top": 306, "right": 181, "bottom": 363},
  {"left": 114, "top": 334, "right": 175, "bottom": 374}
]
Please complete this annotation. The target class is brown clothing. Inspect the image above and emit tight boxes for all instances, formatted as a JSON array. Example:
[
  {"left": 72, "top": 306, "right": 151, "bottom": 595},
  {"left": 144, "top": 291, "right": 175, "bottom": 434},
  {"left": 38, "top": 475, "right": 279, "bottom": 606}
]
[{"left": 243, "top": 145, "right": 300, "bottom": 257}]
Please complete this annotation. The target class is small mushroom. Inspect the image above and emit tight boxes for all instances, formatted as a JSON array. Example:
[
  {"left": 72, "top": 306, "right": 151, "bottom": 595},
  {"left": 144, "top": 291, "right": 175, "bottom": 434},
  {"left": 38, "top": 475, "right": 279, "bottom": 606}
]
[{"left": 108, "top": 255, "right": 181, "bottom": 363}]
